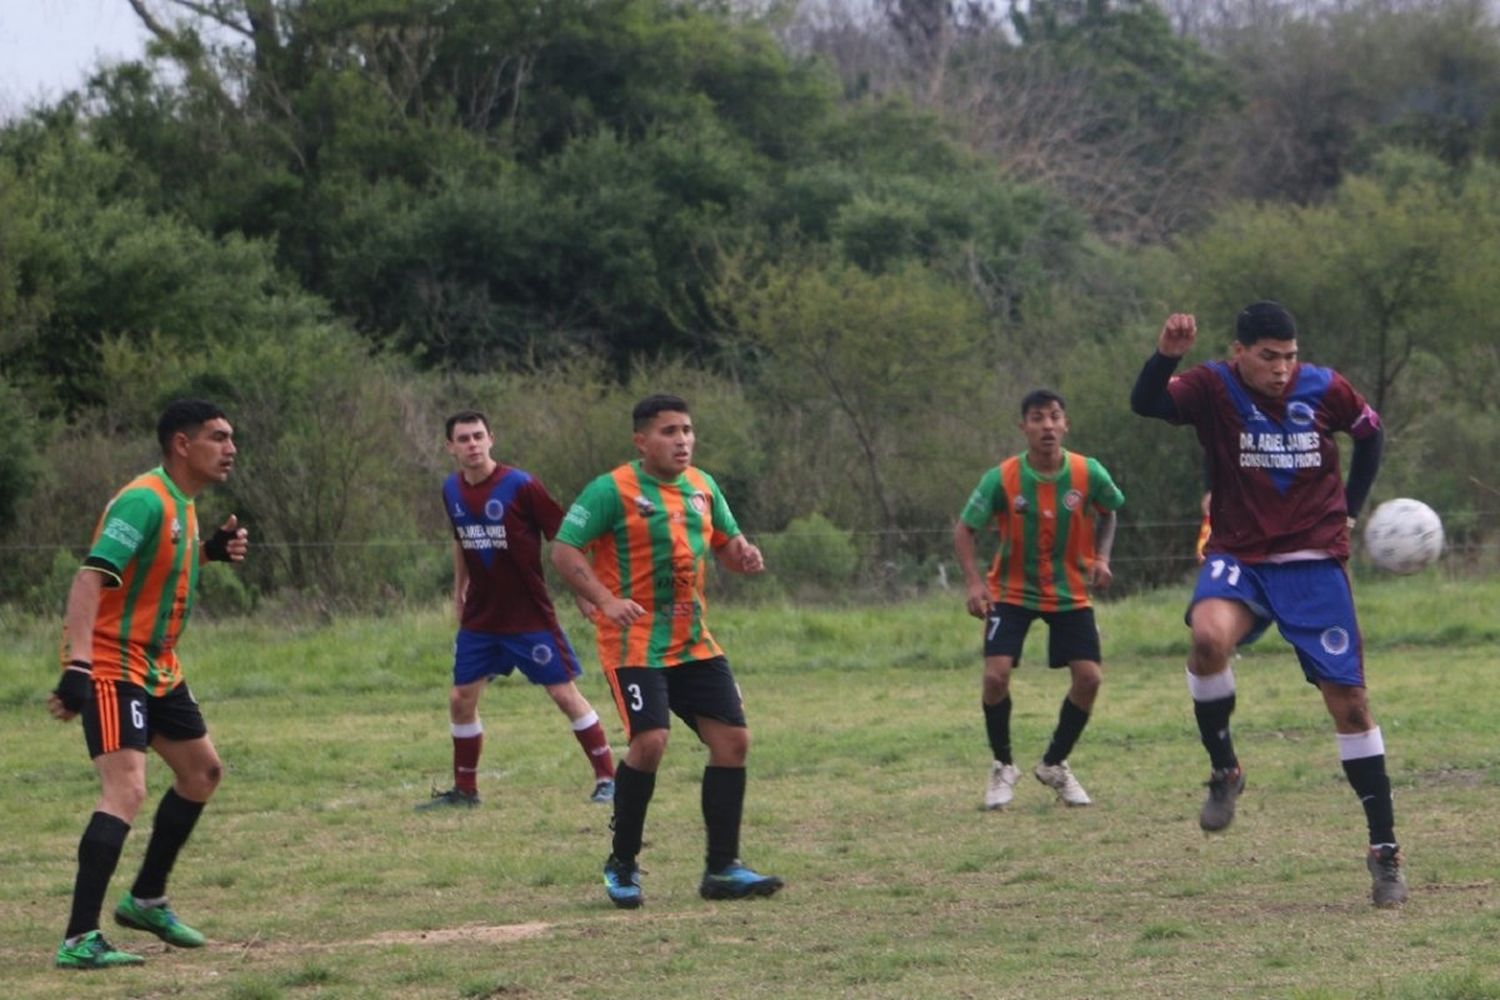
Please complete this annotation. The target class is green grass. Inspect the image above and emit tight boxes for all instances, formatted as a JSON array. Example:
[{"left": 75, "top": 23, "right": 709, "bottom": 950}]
[{"left": 0, "top": 573, "right": 1496, "bottom": 998}]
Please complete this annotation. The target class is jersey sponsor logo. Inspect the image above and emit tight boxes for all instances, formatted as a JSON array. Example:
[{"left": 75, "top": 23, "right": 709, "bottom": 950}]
[
  {"left": 1246, "top": 404, "right": 1268, "bottom": 424},
  {"left": 688, "top": 492, "right": 708, "bottom": 515},
  {"left": 564, "top": 504, "right": 590, "bottom": 528},
  {"left": 453, "top": 501, "right": 467, "bottom": 517},
  {"left": 1237, "top": 430, "right": 1323, "bottom": 470},
  {"left": 1062, "top": 489, "right": 1083, "bottom": 512},
  {"left": 633, "top": 495, "right": 656, "bottom": 516},
  {"left": 1320, "top": 626, "right": 1351, "bottom": 656},
  {"left": 531, "top": 643, "right": 554, "bottom": 665},
  {"left": 102, "top": 517, "right": 144, "bottom": 550},
  {"left": 1286, "top": 401, "right": 1315, "bottom": 427},
  {"left": 457, "top": 523, "right": 508, "bottom": 550},
  {"left": 484, "top": 498, "right": 505, "bottom": 521}
]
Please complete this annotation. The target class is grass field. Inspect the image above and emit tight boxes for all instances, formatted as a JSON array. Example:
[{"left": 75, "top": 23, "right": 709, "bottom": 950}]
[{"left": 1, "top": 574, "right": 1497, "bottom": 999}]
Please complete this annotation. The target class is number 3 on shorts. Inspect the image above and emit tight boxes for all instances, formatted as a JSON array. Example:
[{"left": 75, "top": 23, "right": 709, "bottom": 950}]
[
  {"left": 1208, "top": 558, "right": 1242, "bottom": 588},
  {"left": 627, "top": 684, "right": 644, "bottom": 712}
]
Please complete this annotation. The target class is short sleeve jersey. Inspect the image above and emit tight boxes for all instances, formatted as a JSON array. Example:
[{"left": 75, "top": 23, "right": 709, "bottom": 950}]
[
  {"left": 444, "top": 464, "right": 565, "bottom": 634},
  {"left": 555, "top": 461, "right": 739, "bottom": 670},
  {"left": 77, "top": 468, "right": 201, "bottom": 695},
  {"left": 960, "top": 450, "right": 1124, "bottom": 612},
  {"left": 1166, "top": 360, "right": 1381, "bottom": 563}
]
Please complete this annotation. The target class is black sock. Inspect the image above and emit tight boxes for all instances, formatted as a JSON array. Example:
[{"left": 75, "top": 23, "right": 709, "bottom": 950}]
[
  {"left": 1193, "top": 694, "right": 1239, "bottom": 772},
  {"left": 610, "top": 762, "right": 656, "bottom": 863},
  {"left": 1342, "top": 754, "right": 1396, "bottom": 846},
  {"left": 131, "top": 789, "right": 206, "bottom": 901},
  {"left": 1042, "top": 697, "right": 1091, "bottom": 766},
  {"left": 66, "top": 812, "right": 131, "bottom": 940},
  {"left": 702, "top": 766, "right": 746, "bottom": 873},
  {"left": 983, "top": 697, "right": 1013, "bottom": 764}
]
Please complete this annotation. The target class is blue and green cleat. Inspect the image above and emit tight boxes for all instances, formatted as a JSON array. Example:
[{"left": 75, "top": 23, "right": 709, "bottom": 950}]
[
  {"left": 113, "top": 893, "right": 206, "bottom": 948},
  {"left": 699, "top": 862, "right": 784, "bottom": 901},
  {"left": 55, "top": 930, "right": 145, "bottom": 969},
  {"left": 603, "top": 854, "right": 643, "bottom": 909}
]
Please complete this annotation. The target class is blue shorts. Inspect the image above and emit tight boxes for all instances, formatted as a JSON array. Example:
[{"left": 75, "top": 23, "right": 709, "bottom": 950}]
[
  {"left": 453, "top": 628, "right": 583, "bottom": 687},
  {"left": 1188, "top": 556, "right": 1364, "bottom": 687}
]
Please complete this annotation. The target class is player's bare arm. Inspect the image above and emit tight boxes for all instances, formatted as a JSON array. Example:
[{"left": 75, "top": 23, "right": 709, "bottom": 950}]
[
  {"left": 1090, "top": 510, "right": 1117, "bottom": 590},
  {"left": 550, "top": 542, "right": 645, "bottom": 627},
  {"left": 952, "top": 521, "right": 991, "bottom": 619},
  {"left": 48, "top": 569, "right": 107, "bottom": 722},
  {"left": 450, "top": 540, "right": 468, "bottom": 622},
  {"left": 715, "top": 535, "right": 764, "bottom": 575}
]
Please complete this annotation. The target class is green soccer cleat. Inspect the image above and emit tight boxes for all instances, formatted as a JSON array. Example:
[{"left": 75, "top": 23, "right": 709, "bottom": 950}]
[
  {"left": 113, "top": 893, "right": 206, "bottom": 948},
  {"left": 55, "top": 930, "right": 146, "bottom": 969}
]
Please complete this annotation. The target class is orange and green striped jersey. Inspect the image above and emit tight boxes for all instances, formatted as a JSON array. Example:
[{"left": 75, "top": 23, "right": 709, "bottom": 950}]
[
  {"left": 556, "top": 461, "right": 739, "bottom": 670},
  {"left": 70, "top": 467, "right": 201, "bottom": 694},
  {"left": 959, "top": 450, "right": 1124, "bottom": 612}
]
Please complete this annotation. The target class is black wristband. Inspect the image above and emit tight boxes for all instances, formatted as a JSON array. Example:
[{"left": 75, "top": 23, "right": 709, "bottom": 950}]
[
  {"left": 54, "top": 662, "right": 95, "bottom": 713},
  {"left": 203, "top": 526, "right": 237, "bottom": 562}
]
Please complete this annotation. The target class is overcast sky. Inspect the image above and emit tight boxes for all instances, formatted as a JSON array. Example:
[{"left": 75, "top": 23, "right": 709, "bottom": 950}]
[{"left": 0, "top": 0, "right": 152, "bottom": 118}]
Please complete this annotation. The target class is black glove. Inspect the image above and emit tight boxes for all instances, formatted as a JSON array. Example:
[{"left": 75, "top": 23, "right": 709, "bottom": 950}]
[
  {"left": 203, "top": 525, "right": 239, "bottom": 562},
  {"left": 53, "top": 661, "right": 94, "bottom": 713}
]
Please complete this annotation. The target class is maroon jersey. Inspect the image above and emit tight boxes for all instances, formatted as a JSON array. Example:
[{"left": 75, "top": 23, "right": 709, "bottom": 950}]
[
  {"left": 443, "top": 464, "right": 566, "bottom": 634},
  {"left": 1166, "top": 360, "right": 1380, "bottom": 563}
]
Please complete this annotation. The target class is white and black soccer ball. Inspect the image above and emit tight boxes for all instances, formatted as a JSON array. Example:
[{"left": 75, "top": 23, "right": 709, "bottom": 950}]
[{"left": 1363, "top": 498, "right": 1444, "bottom": 575}]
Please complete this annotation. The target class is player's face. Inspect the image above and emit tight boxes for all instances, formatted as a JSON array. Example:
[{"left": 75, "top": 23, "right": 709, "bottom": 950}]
[
  {"left": 1020, "top": 402, "right": 1068, "bottom": 457},
  {"left": 446, "top": 421, "right": 493, "bottom": 470},
  {"left": 180, "top": 418, "right": 236, "bottom": 487},
  {"left": 635, "top": 411, "right": 694, "bottom": 480},
  {"left": 1234, "top": 338, "right": 1299, "bottom": 397}
]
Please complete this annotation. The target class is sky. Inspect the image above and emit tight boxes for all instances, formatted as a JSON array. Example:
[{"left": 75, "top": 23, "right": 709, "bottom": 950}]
[{"left": 0, "top": 0, "right": 153, "bottom": 118}]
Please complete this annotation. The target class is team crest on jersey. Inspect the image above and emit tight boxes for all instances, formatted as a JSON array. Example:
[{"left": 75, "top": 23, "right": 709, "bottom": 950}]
[
  {"left": 1012, "top": 496, "right": 1028, "bottom": 512},
  {"left": 170, "top": 517, "right": 182, "bottom": 542},
  {"left": 484, "top": 498, "right": 505, "bottom": 521},
  {"left": 1062, "top": 489, "right": 1083, "bottom": 512},
  {"left": 688, "top": 493, "right": 708, "bottom": 515},
  {"left": 531, "top": 643, "right": 554, "bottom": 665},
  {"left": 634, "top": 495, "right": 656, "bottom": 516},
  {"left": 1287, "top": 401, "right": 1315, "bottom": 427},
  {"left": 1320, "top": 626, "right": 1351, "bottom": 656}
]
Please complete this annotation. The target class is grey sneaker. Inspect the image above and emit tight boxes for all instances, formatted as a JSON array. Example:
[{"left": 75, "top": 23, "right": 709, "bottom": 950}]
[
  {"left": 1367, "top": 845, "right": 1409, "bottom": 908},
  {"left": 1200, "top": 765, "right": 1245, "bottom": 831},
  {"left": 1033, "top": 760, "right": 1092, "bottom": 806},
  {"left": 415, "top": 787, "right": 480, "bottom": 811},
  {"left": 984, "top": 761, "right": 1022, "bottom": 810},
  {"left": 590, "top": 778, "right": 615, "bottom": 804}
]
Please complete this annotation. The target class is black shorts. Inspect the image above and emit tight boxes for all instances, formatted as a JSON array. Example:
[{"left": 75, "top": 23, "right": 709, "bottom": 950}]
[
  {"left": 82, "top": 680, "right": 209, "bottom": 759},
  {"left": 982, "top": 605, "right": 1101, "bottom": 668},
  {"left": 607, "top": 657, "right": 746, "bottom": 739}
]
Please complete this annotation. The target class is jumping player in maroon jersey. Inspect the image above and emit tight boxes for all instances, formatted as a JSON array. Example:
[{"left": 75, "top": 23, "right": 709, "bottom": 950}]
[
  {"left": 1131, "top": 302, "right": 1406, "bottom": 908},
  {"left": 416, "top": 411, "right": 616, "bottom": 810}
]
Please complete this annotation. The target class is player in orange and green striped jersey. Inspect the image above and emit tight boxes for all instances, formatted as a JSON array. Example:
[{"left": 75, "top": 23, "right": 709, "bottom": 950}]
[
  {"left": 954, "top": 389, "right": 1124, "bottom": 812},
  {"left": 47, "top": 400, "right": 249, "bottom": 971},
  {"left": 553, "top": 394, "right": 783, "bottom": 909}
]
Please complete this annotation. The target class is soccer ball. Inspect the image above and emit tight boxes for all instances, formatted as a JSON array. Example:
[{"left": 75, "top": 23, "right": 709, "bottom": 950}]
[{"left": 1362, "top": 498, "right": 1444, "bottom": 575}]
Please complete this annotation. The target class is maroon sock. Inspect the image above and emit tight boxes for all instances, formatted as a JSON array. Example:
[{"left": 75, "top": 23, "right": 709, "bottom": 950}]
[
  {"left": 573, "top": 720, "right": 615, "bottom": 780},
  {"left": 453, "top": 733, "right": 482, "bottom": 794}
]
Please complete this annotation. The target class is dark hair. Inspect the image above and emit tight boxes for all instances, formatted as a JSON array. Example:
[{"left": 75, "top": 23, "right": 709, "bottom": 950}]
[
  {"left": 1019, "top": 389, "right": 1066, "bottom": 417},
  {"left": 445, "top": 410, "right": 490, "bottom": 440},
  {"left": 1234, "top": 300, "right": 1297, "bottom": 345},
  {"left": 632, "top": 394, "right": 690, "bottom": 431},
  {"left": 157, "top": 399, "right": 227, "bottom": 454}
]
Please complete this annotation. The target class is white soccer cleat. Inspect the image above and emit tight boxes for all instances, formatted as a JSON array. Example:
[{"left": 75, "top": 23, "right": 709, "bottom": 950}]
[
  {"left": 984, "top": 761, "right": 1022, "bottom": 810},
  {"left": 1034, "top": 760, "right": 1092, "bottom": 806}
]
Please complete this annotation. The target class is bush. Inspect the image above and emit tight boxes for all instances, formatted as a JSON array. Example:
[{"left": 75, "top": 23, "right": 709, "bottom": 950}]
[{"left": 760, "top": 513, "right": 860, "bottom": 596}]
